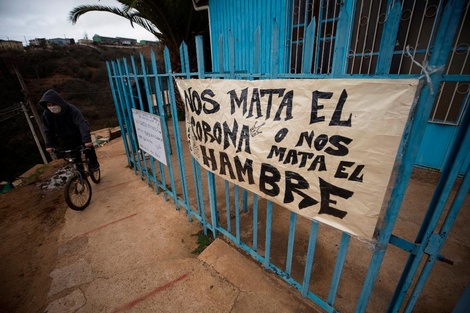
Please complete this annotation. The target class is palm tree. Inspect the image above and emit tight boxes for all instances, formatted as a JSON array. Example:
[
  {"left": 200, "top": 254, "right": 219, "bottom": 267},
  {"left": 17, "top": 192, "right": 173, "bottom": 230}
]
[{"left": 69, "top": 0, "right": 209, "bottom": 70}]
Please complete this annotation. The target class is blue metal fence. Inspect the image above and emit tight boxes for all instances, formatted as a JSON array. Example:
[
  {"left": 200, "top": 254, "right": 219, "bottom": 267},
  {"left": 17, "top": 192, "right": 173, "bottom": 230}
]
[{"left": 106, "top": 1, "right": 469, "bottom": 312}]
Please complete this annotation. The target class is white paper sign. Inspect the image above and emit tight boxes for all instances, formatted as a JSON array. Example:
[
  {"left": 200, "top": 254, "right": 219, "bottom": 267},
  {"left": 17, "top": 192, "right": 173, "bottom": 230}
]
[
  {"left": 132, "top": 109, "right": 167, "bottom": 165},
  {"left": 176, "top": 78, "right": 418, "bottom": 238}
]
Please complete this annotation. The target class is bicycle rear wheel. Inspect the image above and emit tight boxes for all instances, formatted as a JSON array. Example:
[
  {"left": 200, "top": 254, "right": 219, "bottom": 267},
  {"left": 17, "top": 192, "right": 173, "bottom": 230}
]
[
  {"left": 89, "top": 168, "right": 101, "bottom": 184},
  {"left": 64, "top": 174, "right": 92, "bottom": 210}
]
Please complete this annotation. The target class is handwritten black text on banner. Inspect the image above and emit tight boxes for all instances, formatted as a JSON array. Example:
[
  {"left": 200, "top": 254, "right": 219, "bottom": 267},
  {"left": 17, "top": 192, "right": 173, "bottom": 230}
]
[{"left": 176, "top": 79, "right": 417, "bottom": 238}]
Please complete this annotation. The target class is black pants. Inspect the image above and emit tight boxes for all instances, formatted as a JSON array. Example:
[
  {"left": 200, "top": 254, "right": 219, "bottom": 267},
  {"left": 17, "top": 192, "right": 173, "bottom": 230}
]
[{"left": 67, "top": 143, "right": 99, "bottom": 172}]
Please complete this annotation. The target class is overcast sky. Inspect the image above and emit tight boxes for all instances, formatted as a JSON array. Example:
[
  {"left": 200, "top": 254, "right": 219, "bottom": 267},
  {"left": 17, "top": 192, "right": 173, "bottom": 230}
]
[{"left": 0, "top": 0, "right": 157, "bottom": 45}]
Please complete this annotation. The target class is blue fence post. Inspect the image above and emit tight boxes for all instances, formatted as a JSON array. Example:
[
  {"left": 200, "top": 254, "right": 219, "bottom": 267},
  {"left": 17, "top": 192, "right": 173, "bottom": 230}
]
[
  {"left": 225, "top": 181, "right": 231, "bottom": 232},
  {"left": 117, "top": 59, "right": 140, "bottom": 175},
  {"left": 131, "top": 55, "right": 152, "bottom": 187},
  {"left": 106, "top": 61, "right": 132, "bottom": 167},
  {"left": 327, "top": 232, "right": 350, "bottom": 306},
  {"left": 150, "top": 51, "right": 178, "bottom": 203},
  {"left": 196, "top": 35, "right": 219, "bottom": 239},
  {"left": 285, "top": 212, "right": 297, "bottom": 275},
  {"left": 163, "top": 47, "right": 192, "bottom": 217},
  {"left": 252, "top": 193, "right": 259, "bottom": 252},
  {"left": 375, "top": 0, "right": 402, "bottom": 75},
  {"left": 179, "top": 41, "right": 208, "bottom": 232},
  {"left": 263, "top": 201, "right": 273, "bottom": 269},
  {"left": 301, "top": 220, "right": 319, "bottom": 297},
  {"left": 138, "top": 52, "right": 159, "bottom": 194},
  {"left": 331, "top": 0, "right": 355, "bottom": 75}
]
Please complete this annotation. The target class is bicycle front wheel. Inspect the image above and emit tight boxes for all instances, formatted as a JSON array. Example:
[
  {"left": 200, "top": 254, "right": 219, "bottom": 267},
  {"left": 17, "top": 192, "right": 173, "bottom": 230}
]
[{"left": 64, "top": 174, "right": 92, "bottom": 210}]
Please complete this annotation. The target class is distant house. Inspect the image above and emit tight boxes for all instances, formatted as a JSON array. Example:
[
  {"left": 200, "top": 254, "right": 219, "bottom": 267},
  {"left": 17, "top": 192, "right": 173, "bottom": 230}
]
[
  {"left": 140, "top": 40, "right": 160, "bottom": 46},
  {"left": 0, "top": 39, "right": 24, "bottom": 51},
  {"left": 93, "top": 34, "right": 118, "bottom": 45},
  {"left": 29, "top": 38, "right": 47, "bottom": 47},
  {"left": 93, "top": 34, "right": 138, "bottom": 46},
  {"left": 116, "top": 37, "right": 137, "bottom": 46},
  {"left": 48, "top": 38, "right": 75, "bottom": 46},
  {"left": 78, "top": 39, "right": 93, "bottom": 45}
]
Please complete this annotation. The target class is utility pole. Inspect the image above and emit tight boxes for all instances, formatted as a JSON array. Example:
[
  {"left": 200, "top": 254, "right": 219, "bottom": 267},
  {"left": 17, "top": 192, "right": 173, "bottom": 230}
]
[
  {"left": 20, "top": 102, "right": 48, "bottom": 164},
  {"left": 13, "top": 65, "right": 56, "bottom": 160},
  {"left": 13, "top": 65, "right": 46, "bottom": 141}
]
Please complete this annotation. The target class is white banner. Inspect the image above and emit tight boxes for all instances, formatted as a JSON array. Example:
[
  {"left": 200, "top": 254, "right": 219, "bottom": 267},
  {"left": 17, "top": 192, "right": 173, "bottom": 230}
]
[
  {"left": 132, "top": 109, "right": 167, "bottom": 165},
  {"left": 176, "top": 78, "right": 418, "bottom": 238}
]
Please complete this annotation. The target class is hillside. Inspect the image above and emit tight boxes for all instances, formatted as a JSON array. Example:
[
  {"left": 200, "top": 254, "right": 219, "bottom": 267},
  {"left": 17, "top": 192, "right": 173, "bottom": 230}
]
[{"left": 0, "top": 44, "right": 159, "bottom": 183}]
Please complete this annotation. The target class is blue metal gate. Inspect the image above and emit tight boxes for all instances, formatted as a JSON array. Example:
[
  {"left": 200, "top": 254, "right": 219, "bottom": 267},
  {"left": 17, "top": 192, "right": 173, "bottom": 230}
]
[{"left": 106, "top": 0, "right": 469, "bottom": 312}]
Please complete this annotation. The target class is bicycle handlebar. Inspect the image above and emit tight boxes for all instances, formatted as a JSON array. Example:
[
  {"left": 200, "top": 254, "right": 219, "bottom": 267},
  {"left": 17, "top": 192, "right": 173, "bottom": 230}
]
[{"left": 50, "top": 145, "right": 91, "bottom": 154}]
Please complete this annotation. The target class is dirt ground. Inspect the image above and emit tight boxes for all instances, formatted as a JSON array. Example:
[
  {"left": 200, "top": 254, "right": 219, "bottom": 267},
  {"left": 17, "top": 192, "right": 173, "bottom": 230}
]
[
  {"left": 0, "top": 140, "right": 468, "bottom": 313},
  {"left": 0, "top": 160, "right": 68, "bottom": 313}
]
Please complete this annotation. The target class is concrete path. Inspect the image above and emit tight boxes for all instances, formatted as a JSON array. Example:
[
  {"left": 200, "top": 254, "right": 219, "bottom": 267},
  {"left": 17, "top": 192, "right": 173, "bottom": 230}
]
[{"left": 45, "top": 138, "right": 318, "bottom": 313}]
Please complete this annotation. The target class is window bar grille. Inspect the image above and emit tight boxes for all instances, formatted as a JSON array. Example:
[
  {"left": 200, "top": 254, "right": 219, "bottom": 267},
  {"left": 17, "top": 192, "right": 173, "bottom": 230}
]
[
  {"left": 397, "top": 0, "right": 417, "bottom": 73},
  {"left": 326, "top": 0, "right": 340, "bottom": 74},
  {"left": 366, "top": 0, "right": 386, "bottom": 74},
  {"left": 433, "top": 2, "right": 469, "bottom": 124},
  {"left": 350, "top": 0, "right": 365, "bottom": 72},
  {"left": 316, "top": 0, "right": 325, "bottom": 73},
  {"left": 311, "top": 0, "right": 320, "bottom": 73},
  {"left": 358, "top": 0, "right": 371, "bottom": 73}
]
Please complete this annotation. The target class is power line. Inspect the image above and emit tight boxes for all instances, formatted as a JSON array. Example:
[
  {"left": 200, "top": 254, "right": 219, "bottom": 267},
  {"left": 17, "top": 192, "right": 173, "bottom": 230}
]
[
  {"left": 0, "top": 103, "right": 22, "bottom": 113},
  {"left": 0, "top": 103, "right": 22, "bottom": 123}
]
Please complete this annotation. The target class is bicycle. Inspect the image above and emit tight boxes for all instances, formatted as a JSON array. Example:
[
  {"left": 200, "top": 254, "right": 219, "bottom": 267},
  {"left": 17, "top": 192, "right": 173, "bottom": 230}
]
[{"left": 53, "top": 146, "right": 101, "bottom": 211}]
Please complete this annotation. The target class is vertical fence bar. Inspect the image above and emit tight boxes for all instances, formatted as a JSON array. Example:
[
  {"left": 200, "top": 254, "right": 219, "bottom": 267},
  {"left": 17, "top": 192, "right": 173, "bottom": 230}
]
[
  {"left": 179, "top": 41, "right": 207, "bottom": 227},
  {"left": 113, "top": 60, "right": 135, "bottom": 170},
  {"left": 106, "top": 61, "right": 131, "bottom": 166},
  {"left": 139, "top": 53, "right": 159, "bottom": 194},
  {"left": 132, "top": 55, "right": 152, "bottom": 188},
  {"left": 119, "top": 59, "right": 141, "bottom": 176},
  {"left": 285, "top": 212, "right": 297, "bottom": 275},
  {"left": 235, "top": 185, "right": 241, "bottom": 245},
  {"left": 162, "top": 48, "right": 192, "bottom": 213},
  {"left": 375, "top": 0, "right": 402, "bottom": 75},
  {"left": 252, "top": 193, "right": 259, "bottom": 251},
  {"left": 332, "top": 0, "right": 356, "bottom": 75},
  {"left": 163, "top": 47, "right": 192, "bottom": 217},
  {"left": 225, "top": 181, "right": 231, "bottom": 232},
  {"left": 263, "top": 200, "right": 273, "bottom": 268},
  {"left": 327, "top": 232, "right": 350, "bottom": 305},
  {"left": 196, "top": 35, "right": 219, "bottom": 238},
  {"left": 301, "top": 220, "right": 319, "bottom": 297},
  {"left": 242, "top": 189, "right": 248, "bottom": 213},
  {"left": 124, "top": 59, "right": 146, "bottom": 179},
  {"left": 150, "top": 52, "right": 176, "bottom": 203}
]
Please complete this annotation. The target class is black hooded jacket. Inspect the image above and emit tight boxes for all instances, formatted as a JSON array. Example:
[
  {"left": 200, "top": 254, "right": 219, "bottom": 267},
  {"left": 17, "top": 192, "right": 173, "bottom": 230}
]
[{"left": 39, "top": 89, "right": 91, "bottom": 148}]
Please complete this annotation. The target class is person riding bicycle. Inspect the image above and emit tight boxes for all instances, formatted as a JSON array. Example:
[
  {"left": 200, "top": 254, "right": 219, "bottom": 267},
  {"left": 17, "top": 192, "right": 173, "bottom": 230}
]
[{"left": 39, "top": 89, "right": 100, "bottom": 173}]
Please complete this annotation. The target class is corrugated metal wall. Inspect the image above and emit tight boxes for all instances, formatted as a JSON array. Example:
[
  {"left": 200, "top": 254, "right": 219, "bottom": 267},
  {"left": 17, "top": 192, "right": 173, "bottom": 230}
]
[{"left": 209, "top": 0, "right": 291, "bottom": 74}]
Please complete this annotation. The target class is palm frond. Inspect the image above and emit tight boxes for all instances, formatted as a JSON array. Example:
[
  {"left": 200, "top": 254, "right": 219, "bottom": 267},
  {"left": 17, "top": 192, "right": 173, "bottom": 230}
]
[{"left": 69, "top": 5, "right": 132, "bottom": 24}]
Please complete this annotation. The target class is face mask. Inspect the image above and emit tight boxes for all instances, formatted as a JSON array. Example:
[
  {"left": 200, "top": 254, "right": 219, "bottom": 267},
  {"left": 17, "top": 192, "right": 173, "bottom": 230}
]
[{"left": 48, "top": 105, "right": 62, "bottom": 114}]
